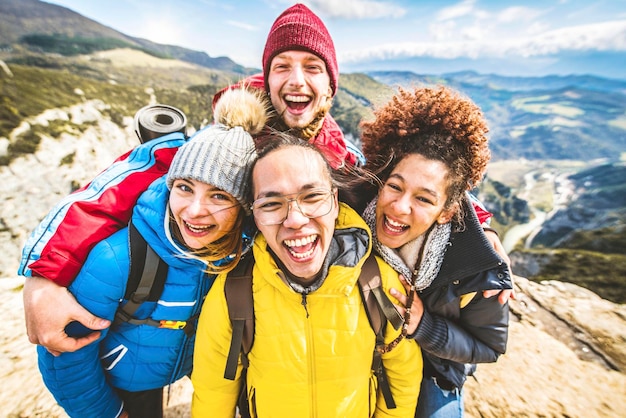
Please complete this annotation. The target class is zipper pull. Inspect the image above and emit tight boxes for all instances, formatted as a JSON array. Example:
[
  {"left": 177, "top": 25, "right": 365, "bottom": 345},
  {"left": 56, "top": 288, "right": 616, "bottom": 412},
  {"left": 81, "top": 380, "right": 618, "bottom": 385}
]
[{"left": 301, "top": 293, "right": 310, "bottom": 318}]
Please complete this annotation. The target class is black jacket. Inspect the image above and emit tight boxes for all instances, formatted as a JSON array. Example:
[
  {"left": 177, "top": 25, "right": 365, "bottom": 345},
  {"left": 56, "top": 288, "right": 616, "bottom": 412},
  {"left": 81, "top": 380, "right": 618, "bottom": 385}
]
[{"left": 410, "top": 197, "right": 512, "bottom": 389}]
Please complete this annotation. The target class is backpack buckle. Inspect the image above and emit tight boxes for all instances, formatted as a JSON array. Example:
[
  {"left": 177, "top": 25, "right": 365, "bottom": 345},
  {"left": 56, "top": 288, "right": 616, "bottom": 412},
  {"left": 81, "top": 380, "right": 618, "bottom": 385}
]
[{"left": 158, "top": 320, "right": 187, "bottom": 330}]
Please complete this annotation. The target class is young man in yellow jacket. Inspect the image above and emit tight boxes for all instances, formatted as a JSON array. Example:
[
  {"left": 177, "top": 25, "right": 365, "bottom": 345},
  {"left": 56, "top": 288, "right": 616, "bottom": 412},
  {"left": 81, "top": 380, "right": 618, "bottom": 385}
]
[{"left": 191, "top": 134, "right": 422, "bottom": 417}]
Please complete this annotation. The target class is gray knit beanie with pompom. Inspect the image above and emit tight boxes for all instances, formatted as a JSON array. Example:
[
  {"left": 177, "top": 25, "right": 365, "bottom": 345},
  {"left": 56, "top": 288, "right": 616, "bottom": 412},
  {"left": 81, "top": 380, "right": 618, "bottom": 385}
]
[{"left": 166, "top": 88, "right": 268, "bottom": 214}]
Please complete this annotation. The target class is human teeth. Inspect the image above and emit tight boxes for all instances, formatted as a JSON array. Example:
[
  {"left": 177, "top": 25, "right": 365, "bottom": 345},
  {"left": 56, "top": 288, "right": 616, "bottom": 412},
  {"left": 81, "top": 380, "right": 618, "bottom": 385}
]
[
  {"left": 285, "top": 94, "right": 310, "bottom": 103},
  {"left": 290, "top": 248, "right": 314, "bottom": 259},
  {"left": 185, "top": 221, "right": 211, "bottom": 232},
  {"left": 284, "top": 235, "right": 317, "bottom": 259},
  {"left": 284, "top": 235, "right": 316, "bottom": 247},
  {"left": 384, "top": 216, "right": 408, "bottom": 233},
  {"left": 386, "top": 218, "right": 407, "bottom": 228}
]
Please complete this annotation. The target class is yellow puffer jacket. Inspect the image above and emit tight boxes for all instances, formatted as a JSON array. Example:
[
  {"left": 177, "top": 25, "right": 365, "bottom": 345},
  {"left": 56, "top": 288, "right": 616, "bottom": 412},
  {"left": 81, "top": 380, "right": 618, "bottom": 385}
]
[{"left": 192, "top": 204, "right": 422, "bottom": 417}]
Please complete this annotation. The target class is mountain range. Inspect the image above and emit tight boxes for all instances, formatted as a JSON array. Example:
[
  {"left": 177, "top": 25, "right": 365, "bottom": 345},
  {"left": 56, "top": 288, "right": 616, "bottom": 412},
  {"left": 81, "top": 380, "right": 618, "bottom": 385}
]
[
  {"left": 0, "top": 0, "right": 256, "bottom": 75},
  {"left": 343, "top": 49, "right": 626, "bottom": 82},
  {"left": 3, "top": 0, "right": 625, "bottom": 163}
]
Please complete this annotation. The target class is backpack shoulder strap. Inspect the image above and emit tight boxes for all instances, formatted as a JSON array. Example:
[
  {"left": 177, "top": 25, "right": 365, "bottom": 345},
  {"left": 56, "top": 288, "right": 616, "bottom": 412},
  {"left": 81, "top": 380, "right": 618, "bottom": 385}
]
[
  {"left": 358, "top": 253, "right": 404, "bottom": 331},
  {"left": 224, "top": 253, "right": 255, "bottom": 380},
  {"left": 113, "top": 221, "right": 168, "bottom": 327},
  {"left": 358, "top": 252, "right": 404, "bottom": 410}
]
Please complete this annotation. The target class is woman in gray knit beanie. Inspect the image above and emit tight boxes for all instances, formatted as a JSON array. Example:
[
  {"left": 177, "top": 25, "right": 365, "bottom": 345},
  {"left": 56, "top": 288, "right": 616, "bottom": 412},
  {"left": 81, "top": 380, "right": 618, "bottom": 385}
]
[
  {"left": 166, "top": 87, "right": 267, "bottom": 268},
  {"left": 36, "top": 88, "right": 269, "bottom": 418}
]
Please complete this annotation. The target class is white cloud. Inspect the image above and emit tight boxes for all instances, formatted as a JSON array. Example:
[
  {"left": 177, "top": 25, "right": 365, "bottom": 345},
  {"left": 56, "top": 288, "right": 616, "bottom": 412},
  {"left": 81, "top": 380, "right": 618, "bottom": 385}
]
[
  {"left": 429, "top": 20, "right": 457, "bottom": 42},
  {"left": 304, "top": 0, "right": 406, "bottom": 19},
  {"left": 227, "top": 20, "right": 258, "bottom": 31},
  {"left": 436, "top": 0, "right": 476, "bottom": 22},
  {"left": 430, "top": 3, "right": 547, "bottom": 43},
  {"left": 527, "top": 21, "right": 551, "bottom": 36},
  {"left": 340, "top": 19, "right": 626, "bottom": 62},
  {"left": 461, "top": 24, "right": 488, "bottom": 41},
  {"left": 520, "top": 20, "right": 626, "bottom": 55},
  {"left": 497, "top": 6, "right": 543, "bottom": 23}
]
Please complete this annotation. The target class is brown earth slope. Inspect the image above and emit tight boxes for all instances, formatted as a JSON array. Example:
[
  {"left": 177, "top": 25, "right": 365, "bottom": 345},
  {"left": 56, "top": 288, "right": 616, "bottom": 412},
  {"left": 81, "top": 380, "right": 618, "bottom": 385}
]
[{"left": 2, "top": 276, "right": 625, "bottom": 418}]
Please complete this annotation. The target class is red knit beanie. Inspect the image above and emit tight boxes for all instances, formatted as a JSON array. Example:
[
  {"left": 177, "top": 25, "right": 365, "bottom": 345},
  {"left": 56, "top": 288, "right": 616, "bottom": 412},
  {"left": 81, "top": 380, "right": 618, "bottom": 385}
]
[{"left": 262, "top": 3, "right": 338, "bottom": 96}]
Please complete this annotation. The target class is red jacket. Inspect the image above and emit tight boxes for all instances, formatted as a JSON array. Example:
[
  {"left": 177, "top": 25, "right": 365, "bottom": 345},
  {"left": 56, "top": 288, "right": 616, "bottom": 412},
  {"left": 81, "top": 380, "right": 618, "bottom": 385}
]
[{"left": 18, "top": 133, "right": 186, "bottom": 286}]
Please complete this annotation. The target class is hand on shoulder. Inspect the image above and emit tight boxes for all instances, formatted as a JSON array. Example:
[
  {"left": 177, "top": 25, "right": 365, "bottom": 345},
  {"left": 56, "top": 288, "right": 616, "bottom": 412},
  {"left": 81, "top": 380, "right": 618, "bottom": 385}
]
[{"left": 23, "top": 276, "right": 110, "bottom": 355}]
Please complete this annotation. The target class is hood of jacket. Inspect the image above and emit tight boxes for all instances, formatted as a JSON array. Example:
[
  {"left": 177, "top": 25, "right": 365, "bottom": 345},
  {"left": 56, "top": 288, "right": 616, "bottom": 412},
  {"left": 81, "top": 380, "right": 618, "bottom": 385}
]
[
  {"left": 132, "top": 176, "right": 208, "bottom": 270},
  {"left": 434, "top": 196, "right": 511, "bottom": 291}
]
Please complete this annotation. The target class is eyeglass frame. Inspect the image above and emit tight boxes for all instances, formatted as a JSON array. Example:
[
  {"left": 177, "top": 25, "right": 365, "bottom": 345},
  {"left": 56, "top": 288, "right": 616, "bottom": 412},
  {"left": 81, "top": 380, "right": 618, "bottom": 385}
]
[{"left": 251, "top": 187, "right": 337, "bottom": 226}]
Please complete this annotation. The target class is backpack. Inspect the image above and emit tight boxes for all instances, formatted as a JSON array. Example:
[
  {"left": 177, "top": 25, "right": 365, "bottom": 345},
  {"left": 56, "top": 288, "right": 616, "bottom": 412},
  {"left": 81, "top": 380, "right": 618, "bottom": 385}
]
[
  {"left": 111, "top": 221, "right": 176, "bottom": 330},
  {"left": 223, "top": 252, "right": 404, "bottom": 414}
]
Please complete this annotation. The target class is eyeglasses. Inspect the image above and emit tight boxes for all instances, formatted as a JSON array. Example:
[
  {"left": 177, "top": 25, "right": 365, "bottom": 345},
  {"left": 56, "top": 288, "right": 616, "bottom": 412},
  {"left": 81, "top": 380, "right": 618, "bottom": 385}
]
[{"left": 252, "top": 188, "right": 335, "bottom": 226}]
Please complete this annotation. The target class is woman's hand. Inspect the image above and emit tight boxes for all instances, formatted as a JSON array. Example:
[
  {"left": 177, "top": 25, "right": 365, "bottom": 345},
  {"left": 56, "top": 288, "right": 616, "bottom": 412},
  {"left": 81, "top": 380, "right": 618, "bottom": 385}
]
[
  {"left": 482, "top": 228, "right": 516, "bottom": 304},
  {"left": 389, "top": 274, "right": 424, "bottom": 335},
  {"left": 483, "top": 287, "right": 516, "bottom": 304}
]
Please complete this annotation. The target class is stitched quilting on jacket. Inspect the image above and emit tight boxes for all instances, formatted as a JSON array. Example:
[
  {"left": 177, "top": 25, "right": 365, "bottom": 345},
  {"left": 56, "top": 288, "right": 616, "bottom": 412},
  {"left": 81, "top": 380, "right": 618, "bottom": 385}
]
[
  {"left": 411, "top": 197, "right": 512, "bottom": 389},
  {"left": 192, "top": 203, "right": 423, "bottom": 418}
]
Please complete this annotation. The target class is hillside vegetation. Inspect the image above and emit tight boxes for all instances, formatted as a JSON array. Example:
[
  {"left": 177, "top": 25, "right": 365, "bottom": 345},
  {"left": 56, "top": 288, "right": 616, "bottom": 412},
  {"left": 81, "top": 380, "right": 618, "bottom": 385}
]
[
  {"left": 0, "top": 61, "right": 223, "bottom": 165},
  {"left": 482, "top": 160, "right": 626, "bottom": 304}
]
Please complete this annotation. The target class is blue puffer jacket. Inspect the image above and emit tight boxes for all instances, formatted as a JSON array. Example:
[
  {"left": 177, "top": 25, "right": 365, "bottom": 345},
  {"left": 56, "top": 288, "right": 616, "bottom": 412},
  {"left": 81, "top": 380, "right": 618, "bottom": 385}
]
[{"left": 37, "top": 177, "right": 250, "bottom": 418}]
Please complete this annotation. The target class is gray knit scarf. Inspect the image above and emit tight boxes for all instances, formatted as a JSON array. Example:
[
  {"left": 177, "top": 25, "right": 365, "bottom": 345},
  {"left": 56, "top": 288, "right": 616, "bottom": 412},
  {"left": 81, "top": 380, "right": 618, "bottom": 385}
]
[{"left": 362, "top": 197, "right": 451, "bottom": 291}]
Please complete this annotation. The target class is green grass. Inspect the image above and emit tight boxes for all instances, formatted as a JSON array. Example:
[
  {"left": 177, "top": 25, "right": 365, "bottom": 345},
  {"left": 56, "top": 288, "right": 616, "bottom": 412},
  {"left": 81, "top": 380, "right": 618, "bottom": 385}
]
[
  {"left": 331, "top": 73, "right": 395, "bottom": 140},
  {"left": 0, "top": 63, "right": 223, "bottom": 163},
  {"left": 20, "top": 34, "right": 169, "bottom": 59},
  {"left": 524, "top": 248, "right": 626, "bottom": 304}
]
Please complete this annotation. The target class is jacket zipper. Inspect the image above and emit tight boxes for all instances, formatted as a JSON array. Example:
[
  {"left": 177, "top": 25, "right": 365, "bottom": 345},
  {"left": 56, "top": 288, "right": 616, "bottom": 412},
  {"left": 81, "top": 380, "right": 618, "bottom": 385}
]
[{"left": 303, "top": 294, "right": 317, "bottom": 417}]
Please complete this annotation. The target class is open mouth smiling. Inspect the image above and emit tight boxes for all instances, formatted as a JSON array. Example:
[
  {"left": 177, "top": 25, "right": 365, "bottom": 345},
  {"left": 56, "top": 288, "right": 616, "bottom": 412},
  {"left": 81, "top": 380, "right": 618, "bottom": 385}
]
[
  {"left": 284, "top": 234, "right": 318, "bottom": 259},
  {"left": 184, "top": 220, "right": 215, "bottom": 234},
  {"left": 383, "top": 216, "right": 409, "bottom": 234},
  {"left": 284, "top": 94, "right": 311, "bottom": 111}
]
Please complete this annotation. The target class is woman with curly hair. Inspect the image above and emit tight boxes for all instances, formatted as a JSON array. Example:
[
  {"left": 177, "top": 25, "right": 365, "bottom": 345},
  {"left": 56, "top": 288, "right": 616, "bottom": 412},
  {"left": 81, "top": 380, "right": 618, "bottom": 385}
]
[{"left": 358, "top": 85, "right": 512, "bottom": 417}]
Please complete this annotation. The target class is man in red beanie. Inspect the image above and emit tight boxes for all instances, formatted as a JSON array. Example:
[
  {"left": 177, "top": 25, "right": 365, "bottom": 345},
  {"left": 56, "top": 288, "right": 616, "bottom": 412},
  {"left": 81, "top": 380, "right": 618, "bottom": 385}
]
[{"left": 213, "top": 3, "right": 359, "bottom": 169}]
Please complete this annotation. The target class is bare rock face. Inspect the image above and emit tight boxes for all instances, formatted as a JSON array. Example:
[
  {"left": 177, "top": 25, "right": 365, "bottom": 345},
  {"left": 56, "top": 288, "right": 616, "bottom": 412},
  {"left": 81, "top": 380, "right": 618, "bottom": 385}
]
[
  {"left": 464, "top": 276, "right": 626, "bottom": 418},
  {"left": 0, "top": 100, "right": 136, "bottom": 279}
]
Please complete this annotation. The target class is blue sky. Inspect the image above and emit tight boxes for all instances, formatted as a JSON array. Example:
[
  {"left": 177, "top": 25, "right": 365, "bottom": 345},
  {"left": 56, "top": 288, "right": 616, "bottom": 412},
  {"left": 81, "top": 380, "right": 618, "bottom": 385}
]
[{"left": 43, "top": 0, "right": 626, "bottom": 78}]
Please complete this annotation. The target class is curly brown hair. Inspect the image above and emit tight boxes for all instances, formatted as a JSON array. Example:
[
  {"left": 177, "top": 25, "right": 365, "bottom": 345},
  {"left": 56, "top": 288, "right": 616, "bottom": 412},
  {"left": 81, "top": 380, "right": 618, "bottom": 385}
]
[{"left": 361, "top": 85, "right": 490, "bottom": 215}]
